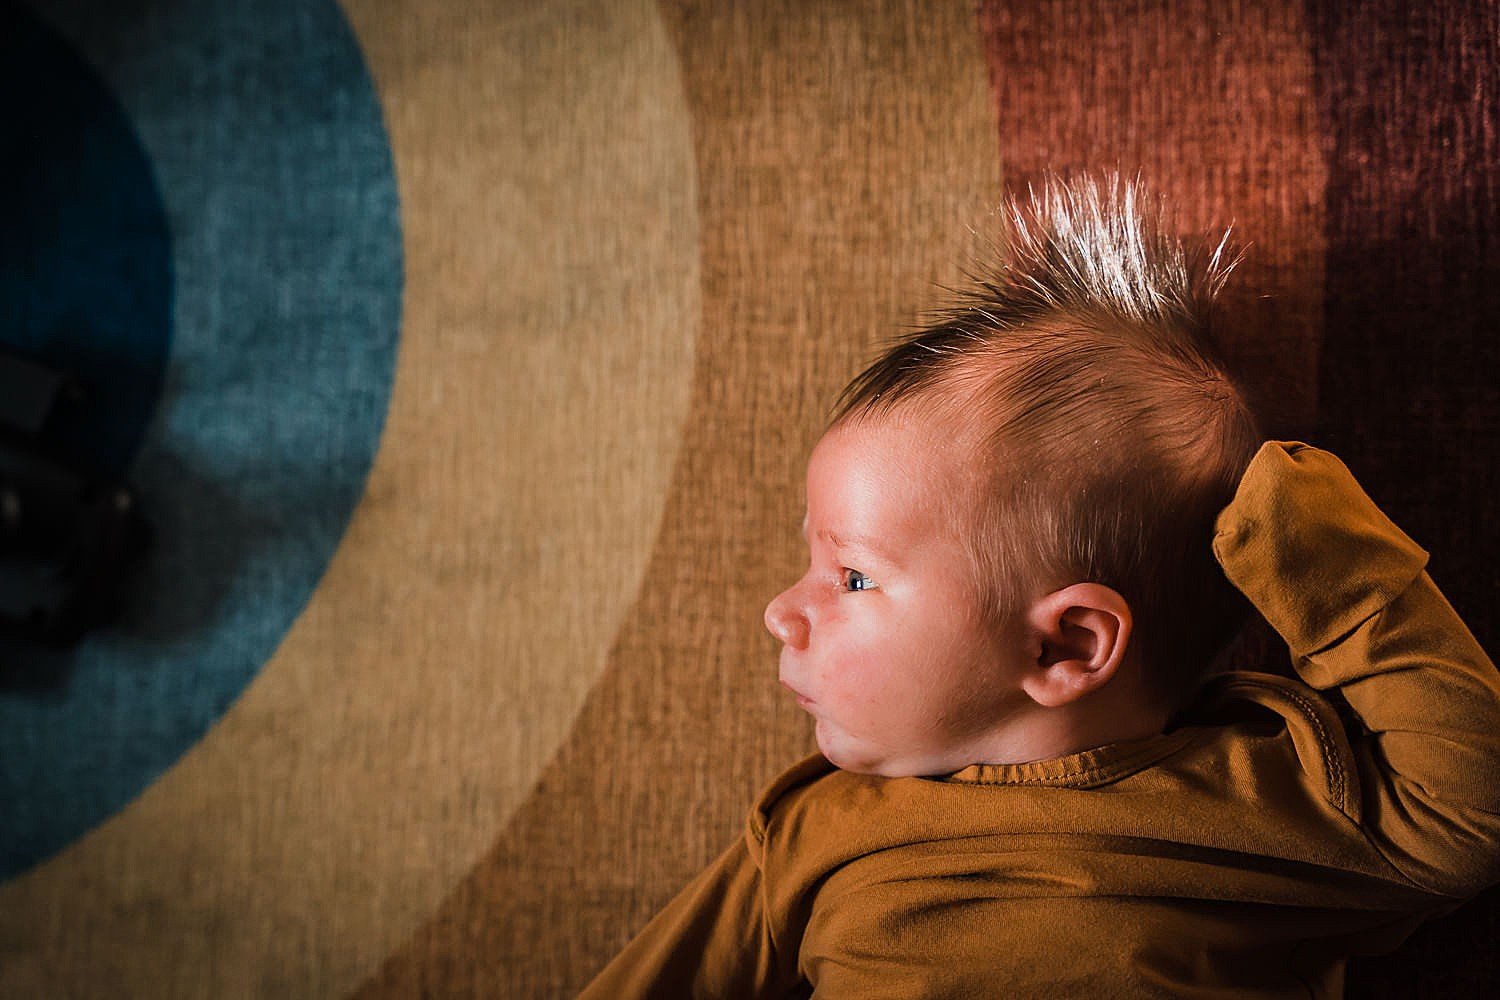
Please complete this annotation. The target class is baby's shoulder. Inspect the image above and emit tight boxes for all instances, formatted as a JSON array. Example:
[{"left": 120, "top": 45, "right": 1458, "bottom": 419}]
[
  {"left": 744, "top": 754, "right": 949, "bottom": 906},
  {"left": 747, "top": 752, "right": 844, "bottom": 844},
  {"left": 744, "top": 753, "right": 988, "bottom": 872}
]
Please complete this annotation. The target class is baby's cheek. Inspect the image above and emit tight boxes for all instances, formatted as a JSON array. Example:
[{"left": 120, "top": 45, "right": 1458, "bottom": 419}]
[
  {"left": 824, "top": 658, "right": 903, "bottom": 719},
  {"left": 816, "top": 668, "right": 857, "bottom": 711}
]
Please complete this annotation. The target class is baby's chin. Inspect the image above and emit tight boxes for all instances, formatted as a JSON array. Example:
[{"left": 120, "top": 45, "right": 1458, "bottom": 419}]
[
  {"left": 813, "top": 721, "right": 878, "bottom": 773},
  {"left": 815, "top": 721, "right": 940, "bottom": 778}
]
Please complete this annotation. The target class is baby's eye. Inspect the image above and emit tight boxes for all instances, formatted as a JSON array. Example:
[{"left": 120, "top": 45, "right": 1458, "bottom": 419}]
[{"left": 842, "top": 568, "right": 878, "bottom": 592}]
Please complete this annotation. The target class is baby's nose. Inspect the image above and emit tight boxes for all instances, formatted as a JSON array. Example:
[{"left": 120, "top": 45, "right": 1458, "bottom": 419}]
[{"left": 764, "top": 587, "right": 810, "bottom": 650}]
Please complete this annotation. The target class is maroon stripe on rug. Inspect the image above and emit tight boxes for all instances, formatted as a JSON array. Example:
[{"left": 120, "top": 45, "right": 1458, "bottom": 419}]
[
  {"left": 977, "top": 0, "right": 1327, "bottom": 435},
  {"left": 1310, "top": 1, "right": 1500, "bottom": 992}
]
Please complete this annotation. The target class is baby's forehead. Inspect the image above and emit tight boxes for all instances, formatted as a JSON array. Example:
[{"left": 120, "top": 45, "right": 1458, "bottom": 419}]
[
  {"left": 818, "top": 406, "right": 991, "bottom": 483},
  {"left": 809, "top": 414, "right": 988, "bottom": 531}
]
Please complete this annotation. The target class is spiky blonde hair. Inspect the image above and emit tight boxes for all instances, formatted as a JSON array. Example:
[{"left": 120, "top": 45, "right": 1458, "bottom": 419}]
[{"left": 834, "top": 174, "right": 1260, "bottom": 707}]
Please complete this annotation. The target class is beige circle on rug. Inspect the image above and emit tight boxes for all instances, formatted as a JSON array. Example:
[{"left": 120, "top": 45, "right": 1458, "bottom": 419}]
[{"left": 0, "top": 1, "right": 698, "bottom": 996}]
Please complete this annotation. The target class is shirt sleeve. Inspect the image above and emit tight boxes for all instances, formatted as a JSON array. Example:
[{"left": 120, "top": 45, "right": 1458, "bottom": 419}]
[
  {"left": 1213, "top": 441, "right": 1500, "bottom": 897},
  {"left": 576, "top": 827, "right": 803, "bottom": 999}
]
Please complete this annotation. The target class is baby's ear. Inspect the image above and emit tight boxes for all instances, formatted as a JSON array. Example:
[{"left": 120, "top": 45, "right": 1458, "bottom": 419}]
[{"left": 1019, "top": 583, "right": 1133, "bottom": 708}]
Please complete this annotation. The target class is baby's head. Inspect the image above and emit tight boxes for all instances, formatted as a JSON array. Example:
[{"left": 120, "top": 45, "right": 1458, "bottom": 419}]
[{"left": 764, "top": 175, "right": 1261, "bottom": 777}]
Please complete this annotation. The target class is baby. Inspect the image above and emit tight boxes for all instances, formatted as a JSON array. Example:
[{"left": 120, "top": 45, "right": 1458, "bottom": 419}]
[{"left": 580, "top": 176, "right": 1500, "bottom": 997}]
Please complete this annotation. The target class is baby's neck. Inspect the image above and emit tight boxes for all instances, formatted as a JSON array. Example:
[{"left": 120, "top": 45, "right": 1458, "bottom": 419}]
[{"left": 961, "top": 696, "right": 1171, "bottom": 767}]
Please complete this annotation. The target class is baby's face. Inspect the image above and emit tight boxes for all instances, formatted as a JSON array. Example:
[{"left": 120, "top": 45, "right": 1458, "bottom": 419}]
[{"left": 764, "top": 415, "right": 1031, "bottom": 777}]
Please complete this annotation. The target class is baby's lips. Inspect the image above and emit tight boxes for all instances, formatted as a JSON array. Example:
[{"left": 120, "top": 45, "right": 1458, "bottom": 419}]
[{"left": 780, "top": 678, "right": 815, "bottom": 709}]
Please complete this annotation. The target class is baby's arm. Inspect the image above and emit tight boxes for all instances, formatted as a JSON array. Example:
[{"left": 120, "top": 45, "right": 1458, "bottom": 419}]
[
  {"left": 577, "top": 830, "right": 801, "bottom": 999},
  {"left": 1214, "top": 442, "right": 1500, "bottom": 896}
]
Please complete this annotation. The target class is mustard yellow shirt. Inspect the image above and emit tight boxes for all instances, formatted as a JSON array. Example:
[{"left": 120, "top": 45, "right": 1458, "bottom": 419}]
[{"left": 580, "top": 443, "right": 1500, "bottom": 998}]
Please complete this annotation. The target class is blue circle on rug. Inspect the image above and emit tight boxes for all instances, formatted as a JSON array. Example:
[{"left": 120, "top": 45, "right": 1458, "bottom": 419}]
[{"left": 0, "top": 0, "right": 402, "bottom": 879}]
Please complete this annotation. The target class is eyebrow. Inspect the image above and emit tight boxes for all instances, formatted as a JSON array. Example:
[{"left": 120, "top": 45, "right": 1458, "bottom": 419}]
[
  {"left": 820, "top": 529, "right": 871, "bottom": 551},
  {"left": 801, "top": 521, "right": 894, "bottom": 564}
]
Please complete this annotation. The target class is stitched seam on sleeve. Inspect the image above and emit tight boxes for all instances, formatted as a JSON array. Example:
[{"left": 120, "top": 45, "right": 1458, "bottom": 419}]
[
  {"left": 1217, "top": 675, "right": 1351, "bottom": 816},
  {"left": 1281, "top": 686, "right": 1348, "bottom": 813}
]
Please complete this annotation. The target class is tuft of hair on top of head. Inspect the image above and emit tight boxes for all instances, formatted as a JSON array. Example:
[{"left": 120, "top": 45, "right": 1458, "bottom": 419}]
[
  {"left": 833, "top": 173, "right": 1244, "bottom": 420},
  {"left": 832, "top": 172, "right": 1262, "bottom": 712}
]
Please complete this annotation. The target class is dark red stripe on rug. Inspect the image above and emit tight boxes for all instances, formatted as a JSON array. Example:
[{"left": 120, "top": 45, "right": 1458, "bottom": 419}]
[
  {"left": 1310, "top": 1, "right": 1500, "bottom": 994},
  {"left": 977, "top": 0, "right": 1327, "bottom": 435}
]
